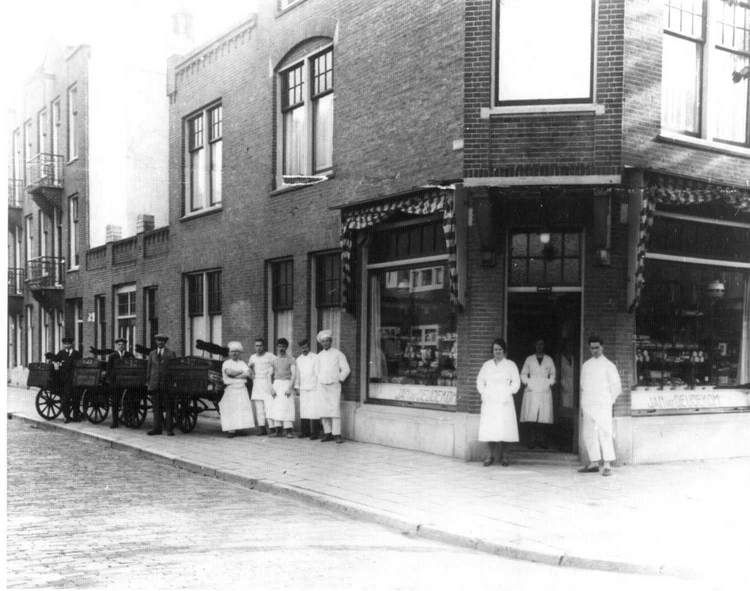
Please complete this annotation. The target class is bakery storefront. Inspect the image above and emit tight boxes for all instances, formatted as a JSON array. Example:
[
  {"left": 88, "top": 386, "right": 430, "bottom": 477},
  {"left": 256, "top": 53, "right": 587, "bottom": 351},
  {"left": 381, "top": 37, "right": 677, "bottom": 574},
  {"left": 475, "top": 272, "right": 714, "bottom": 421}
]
[
  {"left": 624, "top": 173, "right": 750, "bottom": 463},
  {"left": 337, "top": 186, "right": 467, "bottom": 456}
]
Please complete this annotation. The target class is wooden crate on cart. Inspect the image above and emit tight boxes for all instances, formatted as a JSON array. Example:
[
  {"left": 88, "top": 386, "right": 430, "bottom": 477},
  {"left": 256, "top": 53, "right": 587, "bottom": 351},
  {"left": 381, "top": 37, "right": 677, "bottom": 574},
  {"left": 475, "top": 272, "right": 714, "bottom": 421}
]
[
  {"left": 112, "top": 358, "right": 148, "bottom": 388},
  {"left": 73, "top": 358, "right": 106, "bottom": 387},
  {"left": 27, "top": 363, "right": 54, "bottom": 389}
]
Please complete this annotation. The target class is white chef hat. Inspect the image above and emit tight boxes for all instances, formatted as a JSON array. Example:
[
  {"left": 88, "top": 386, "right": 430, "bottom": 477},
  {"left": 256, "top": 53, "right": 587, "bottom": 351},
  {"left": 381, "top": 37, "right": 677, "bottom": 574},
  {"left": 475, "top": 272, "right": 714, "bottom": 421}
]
[
  {"left": 317, "top": 330, "right": 333, "bottom": 344},
  {"left": 227, "top": 341, "right": 243, "bottom": 352}
]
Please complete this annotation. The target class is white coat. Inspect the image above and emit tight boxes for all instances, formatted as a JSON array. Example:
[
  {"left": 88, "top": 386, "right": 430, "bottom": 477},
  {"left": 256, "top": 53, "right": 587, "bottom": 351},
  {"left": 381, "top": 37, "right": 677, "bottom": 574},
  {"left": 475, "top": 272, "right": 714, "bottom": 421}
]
[
  {"left": 219, "top": 359, "right": 256, "bottom": 431},
  {"left": 476, "top": 357, "right": 521, "bottom": 442},
  {"left": 314, "top": 347, "right": 350, "bottom": 419},
  {"left": 295, "top": 352, "right": 320, "bottom": 419},
  {"left": 520, "top": 354, "right": 555, "bottom": 424}
]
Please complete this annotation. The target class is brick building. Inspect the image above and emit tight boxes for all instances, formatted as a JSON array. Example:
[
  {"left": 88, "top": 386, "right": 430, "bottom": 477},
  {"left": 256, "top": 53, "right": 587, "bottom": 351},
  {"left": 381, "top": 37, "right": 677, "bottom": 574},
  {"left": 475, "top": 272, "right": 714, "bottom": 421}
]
[{"left": 10, "top": 0, "right": 749, "bottom": 463}]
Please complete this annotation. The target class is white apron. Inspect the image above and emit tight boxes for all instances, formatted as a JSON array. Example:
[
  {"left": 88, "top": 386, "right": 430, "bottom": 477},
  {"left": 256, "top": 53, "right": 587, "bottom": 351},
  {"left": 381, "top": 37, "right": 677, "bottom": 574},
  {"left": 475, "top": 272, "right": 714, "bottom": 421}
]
[
  {"left": 219, "top": 384, "right": 256, "bottom": 431},
  {"left": 296, "top": 352, "right": 321, "bottom": 419},
  {"left": 270, "top": 379, "right": 296, "bottom": 422},
  {"left": 318, "top": 382, "right": 342, "bottom": 419}
]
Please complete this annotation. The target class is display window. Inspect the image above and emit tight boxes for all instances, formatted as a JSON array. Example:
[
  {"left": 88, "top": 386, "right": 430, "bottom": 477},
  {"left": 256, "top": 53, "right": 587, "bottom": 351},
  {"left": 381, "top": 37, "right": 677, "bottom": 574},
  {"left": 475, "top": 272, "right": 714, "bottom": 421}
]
[
  {"left": 367, "top": 218, "right": 457, "bottom": 408},
  {"left": 636, "top": 260, "right": 749, "bottom": 388}
]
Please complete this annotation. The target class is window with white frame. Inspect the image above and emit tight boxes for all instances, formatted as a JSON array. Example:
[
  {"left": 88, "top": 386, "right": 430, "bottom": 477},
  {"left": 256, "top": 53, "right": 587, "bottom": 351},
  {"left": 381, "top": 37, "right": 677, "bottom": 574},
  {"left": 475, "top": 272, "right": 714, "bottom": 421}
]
[
  {"left": 68, "top": 195, "right": 79, "bottom": 269},
  {"left": 116, "top": 286, "right": 136, "bottom": 349},
  {"left": 278, "top": 44, "right": 334, "bottom": 183},
  {"left": 68, "top": 84, "right": 78, "bottom": 160},
  {"left": 496, "top": 0, "right": 595, "bottom": 104},
  {"left": 313, "top": 252, "right": 341, "bottom": 346},
  {"left": 25, "top": 215, "right": 34, "bottom": 263},
  {"left": 95, "top": 295, "right": 107, "bottom": 350},
  {"left": 26, "top": 305, "right": 34, "bottom": 363},
  {"left": 662, "top": 0, "right": 750, "bottom": 146},
  {"left": 185, "top": 103, "right": 222, "bottom": 214},
  {"left": 12, "top": 128, "right": 22, "bottom": 188},
  {"left": 74, "top": 299, "right": 83, "bottom": 351},
  {"left": 185, "top": 271, "right": 222, "bottom": 356},
  {"left": 270, "top": 260, "right": 294, "bottom": 346}
]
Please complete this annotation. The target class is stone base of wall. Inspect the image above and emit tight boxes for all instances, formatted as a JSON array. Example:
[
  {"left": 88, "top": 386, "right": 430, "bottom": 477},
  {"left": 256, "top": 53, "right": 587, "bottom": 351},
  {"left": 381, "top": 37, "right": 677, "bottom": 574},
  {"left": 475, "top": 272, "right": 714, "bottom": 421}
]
[
  {"left": 614, "top": 414, "right": 750, "bottom": 464},
  {"left": 7, "top": 367, "right": 29, "bottom": 388}
]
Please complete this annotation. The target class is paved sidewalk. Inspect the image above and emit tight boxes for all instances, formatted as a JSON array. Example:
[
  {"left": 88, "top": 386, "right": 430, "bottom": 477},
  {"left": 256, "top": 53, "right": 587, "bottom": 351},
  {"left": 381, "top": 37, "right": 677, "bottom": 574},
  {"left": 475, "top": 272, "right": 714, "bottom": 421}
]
[{"left": 5, "top": 385, "right": 748, "bottom": 587}]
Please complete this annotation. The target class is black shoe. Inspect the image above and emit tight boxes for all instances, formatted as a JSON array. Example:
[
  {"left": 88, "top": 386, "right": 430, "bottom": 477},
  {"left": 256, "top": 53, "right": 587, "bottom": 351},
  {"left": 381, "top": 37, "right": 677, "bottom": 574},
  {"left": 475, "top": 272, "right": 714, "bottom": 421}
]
[
  {"left": 334, "top": 435, "right": 343, "bottom": 444},
  {"left": 147, "top": 430, "right": 162, "bottom": 436},
  {"left": 256, "top": 427, "right": 267, "bottom": 436},
  {"left": 167, "top": 430, "right": 175, "bottom": 437},
  {"left": 63, "top": 418, "right": 72, "bottom": 424},
  {"left": 110, "top": 424, "right": 119, "bottom": 429},
  {"left": 309, "top": 434, "right": 319, "bottom": 441},
  {"left": 227, "top": 432, "right": 235, "bottom": 439},
  {"left": 320, "top": 433, "right": 334, "bottom": 442}
]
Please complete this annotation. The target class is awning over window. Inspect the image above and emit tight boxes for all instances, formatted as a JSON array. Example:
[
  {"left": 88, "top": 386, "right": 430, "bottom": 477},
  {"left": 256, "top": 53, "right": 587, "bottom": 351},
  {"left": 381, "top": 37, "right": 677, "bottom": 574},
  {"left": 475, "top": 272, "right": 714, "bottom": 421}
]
[
  {"left": 629, "top": 173, "right": 750, "bottom": 312},
  {"left": 339, "top": 186, "right": 458, "bottom": 311}
]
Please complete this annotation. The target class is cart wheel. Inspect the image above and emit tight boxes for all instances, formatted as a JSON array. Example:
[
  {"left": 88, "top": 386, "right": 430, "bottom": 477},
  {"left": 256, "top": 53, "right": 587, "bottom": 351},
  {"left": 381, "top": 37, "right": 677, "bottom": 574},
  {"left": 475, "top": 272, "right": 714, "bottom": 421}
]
[
  {"left": 83, "top": 389, "right": 109, "bottom": 424},
  {"left": 35, "top": 388, "right": 62, "bottom": 420},
  {"left": 176, "top": 395, "right": 197, "bottom": 433},
  {"left": 121, "top": 390, "right": 147, "bottom": 429}
]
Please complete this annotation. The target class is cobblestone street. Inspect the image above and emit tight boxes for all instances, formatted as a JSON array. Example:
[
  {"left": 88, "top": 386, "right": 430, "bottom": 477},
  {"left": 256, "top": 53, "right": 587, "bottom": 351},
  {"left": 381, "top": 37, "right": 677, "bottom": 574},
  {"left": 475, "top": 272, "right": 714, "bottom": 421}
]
[{"left": 6, "top": 418, "right": 710, "bottom": 590}]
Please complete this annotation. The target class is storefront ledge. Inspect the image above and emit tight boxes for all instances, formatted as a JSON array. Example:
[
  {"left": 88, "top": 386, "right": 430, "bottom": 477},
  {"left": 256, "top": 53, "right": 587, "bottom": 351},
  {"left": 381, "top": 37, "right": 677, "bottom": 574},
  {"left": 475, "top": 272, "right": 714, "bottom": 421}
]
[
  {"left": 344, "top": 402, "right": 481, "bottom": 461},
  {"left": 613, "top": 414, "right": 750, "bottom": 464},
  {"left": 7, "top": 367, "right": 29, "bottom": 387}
]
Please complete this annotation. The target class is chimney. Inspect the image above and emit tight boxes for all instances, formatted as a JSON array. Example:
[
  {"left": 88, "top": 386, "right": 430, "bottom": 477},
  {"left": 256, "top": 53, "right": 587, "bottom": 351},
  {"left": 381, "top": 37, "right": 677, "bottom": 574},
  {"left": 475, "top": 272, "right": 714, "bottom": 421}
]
[
  {"left": 106, "top": 225, "right": 123, "bottom": 242},
  {"left": 137, "top": 214, "right": 155, "bottom": 233}
]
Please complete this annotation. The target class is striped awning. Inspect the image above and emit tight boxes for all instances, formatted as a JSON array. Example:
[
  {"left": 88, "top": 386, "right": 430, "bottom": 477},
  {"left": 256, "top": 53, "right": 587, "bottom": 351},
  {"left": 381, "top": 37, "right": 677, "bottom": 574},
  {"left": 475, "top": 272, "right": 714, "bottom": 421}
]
[
  {"left": 339, "top": 186, "right": 458, "bottom": 311},
  {"left": 628, "top": 173, "right": 750, "bottom": 312}
]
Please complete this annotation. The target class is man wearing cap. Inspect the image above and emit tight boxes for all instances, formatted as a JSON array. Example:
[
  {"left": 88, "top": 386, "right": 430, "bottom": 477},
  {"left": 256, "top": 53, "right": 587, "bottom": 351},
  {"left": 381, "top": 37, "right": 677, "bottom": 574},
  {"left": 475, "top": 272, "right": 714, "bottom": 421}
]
[
  {"left": 53, "top": 337, "right": 82, "bottom": 423},
  {"left": 313, "top": 330, "right": 350, "bottom": 443},
  {"left": 106, "top": 338, "right": 134, "bottom": 429},
  {"left": 146, "top": 334, "right": 177, "bottom": 436}
]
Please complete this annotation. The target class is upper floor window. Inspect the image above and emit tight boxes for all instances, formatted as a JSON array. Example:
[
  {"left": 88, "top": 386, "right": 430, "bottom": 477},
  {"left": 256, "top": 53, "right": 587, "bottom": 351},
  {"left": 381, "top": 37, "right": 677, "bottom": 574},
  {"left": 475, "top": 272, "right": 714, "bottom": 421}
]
[
  {"left": 662, "top": 0, "right": 750, "bottom": 146},
  {"left": 185, "top": 103, "right": 222, "bottom": 214},
  {"left": 37, "top": 109, "right": 47, "bottom": 154},
  {"left": 496, "top": 0, "right": 595, "bottom": 104},
  {"left": 24, "top": 120, "right": 33, "bottom": 169},
  {"left": 278, "top": 44, "right": 334, "bottom": 184},
  {"left": 51, "top": 99, "right": 61, "bottom": 157},
  {"left": 68, "top": 85, "right": 78, "bottom": 160},
  {"left": 68, "top": 195, "right": 79, "bottom": 269},
  {"left": 279, "top": 0, "right": 303, "bottom": 11},
  {"left": 12, "top": 128, "right": 22, "bottom": 186}
]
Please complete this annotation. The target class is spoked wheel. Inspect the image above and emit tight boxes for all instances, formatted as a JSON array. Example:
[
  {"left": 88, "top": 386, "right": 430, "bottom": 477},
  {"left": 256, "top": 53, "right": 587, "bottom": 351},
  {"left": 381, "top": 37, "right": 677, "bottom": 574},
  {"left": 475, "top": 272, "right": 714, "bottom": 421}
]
[
  {"left": 175, "top": 394, "right": 197, "bottom": 433},
  {"left": 121, "top": 389, "right": 147, "bottom": 429},
  {"left": 82, "top": 389, "right": 109, "bottom": 424},
  {"left": 35, "top": 388, "right": 62, "bottom": 420}
]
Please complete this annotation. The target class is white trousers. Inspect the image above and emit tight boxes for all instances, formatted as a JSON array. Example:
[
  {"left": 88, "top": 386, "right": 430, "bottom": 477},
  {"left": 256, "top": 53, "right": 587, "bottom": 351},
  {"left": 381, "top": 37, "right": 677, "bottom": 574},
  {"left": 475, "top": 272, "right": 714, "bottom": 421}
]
[
  {"left": 581, "top": 412, "right": 616, "bottom": 462},
  {"left": 321, "top": 417, "right": 341, "bottom": 436},
  {"left": 253, "top": 400, "right": 267, "bottom": 427}
]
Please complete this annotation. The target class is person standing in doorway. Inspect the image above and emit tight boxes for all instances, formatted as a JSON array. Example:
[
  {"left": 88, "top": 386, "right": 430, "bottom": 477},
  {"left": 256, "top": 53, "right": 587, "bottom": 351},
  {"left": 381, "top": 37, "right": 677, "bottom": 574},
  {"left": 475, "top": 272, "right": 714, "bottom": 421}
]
[
  {"left": 295, "top": 338, "right": 321, "bottom": 439},
  {"left": 248, "top": 338, "right": 275, "bottom": 436},
  {"left": 520, "top": 339, "right": 556, "bottom": 449},
  {"left": 106, "top": 337, "right": 134, "bottom": 429},
  {"left": 146, "top": 334, "right": 177, "bottom": 436},
  {"left": 314, "top": 330, "right": 350, "bottom": 443},
  {"left": 476, "top": 338, "right": 521, "bottom": 467},
  {"left": 578, "top": 335, "right": 622, "bottom": 477}
]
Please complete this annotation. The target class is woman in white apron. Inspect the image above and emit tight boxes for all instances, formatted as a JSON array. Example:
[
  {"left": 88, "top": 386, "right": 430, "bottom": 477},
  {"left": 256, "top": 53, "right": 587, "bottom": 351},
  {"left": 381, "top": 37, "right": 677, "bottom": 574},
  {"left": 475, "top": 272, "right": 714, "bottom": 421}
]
[
  {"left": 476, "top": 338, "right": 521, "bottom": 466},
  {"left": 220, "top": 342, "right": 256, "bottom": 438}
]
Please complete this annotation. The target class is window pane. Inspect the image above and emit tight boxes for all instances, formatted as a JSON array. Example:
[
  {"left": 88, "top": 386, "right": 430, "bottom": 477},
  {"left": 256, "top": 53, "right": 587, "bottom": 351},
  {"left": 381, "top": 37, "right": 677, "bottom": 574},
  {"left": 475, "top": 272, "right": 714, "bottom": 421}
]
[
  {"left": 210, "top": 140, "right": 222, "bottom": 204},
  {"left": 545, "top": 258, "right": 562, "bottom": 284},
  {"left": 208, "top": 271, "right": 222, "bottom": 315},
  {"left": 209, "top": 106, "right": 222, "bottom": 141},
  {"left": 273, "top": 260, "right": 293, "bottom": 310},
  {"left": 283, "top": 107, "right": 306, "bottom": 175},
  {"left": 511, "top": 233, "right": 528, "bottom": 256},
  {"left": 710, "top": 50, "right": 749, "bottom": 144},
  {"left": 187, "top": 275, "right": 203, "bottom": 316},
  {"left": 191, "top": 149, "right": 205, "bottom": 211},
  {"left": 510, "top": 259, "right": 527, "bottom": 285},
  {"left": 497, "top": 0, "right": 593, "bottom": 102},
  {"left": 528, "top": 258, "right": 544, "bottom": 284},
  {"left": 316, "top": 253, "right": 340, "bottom": 308},
  {"left": 313, "top": 93, "right": 333, "bottom": 172},
  {"left": 661, "top": 34, "right": 701, "bottom": 134},
  {"left": 563, "top": 259, "right": 580, "bottom": 284}
]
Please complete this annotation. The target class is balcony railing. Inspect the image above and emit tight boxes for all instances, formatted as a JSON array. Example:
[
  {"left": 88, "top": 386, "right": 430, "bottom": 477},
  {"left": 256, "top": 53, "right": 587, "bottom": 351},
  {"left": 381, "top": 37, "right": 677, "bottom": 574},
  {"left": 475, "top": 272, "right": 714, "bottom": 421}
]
[
  {"left": 8, "top": 179, "right": 24, "bottom": 207},
  {"left": 26, "top": 257, "right": 65, "bottom": 290},
  {"left": 26, "top": 153, "right": 64, "bottom": 189},
  {"left": 8, "top": 268, "right": 25, "bottom": 295}
]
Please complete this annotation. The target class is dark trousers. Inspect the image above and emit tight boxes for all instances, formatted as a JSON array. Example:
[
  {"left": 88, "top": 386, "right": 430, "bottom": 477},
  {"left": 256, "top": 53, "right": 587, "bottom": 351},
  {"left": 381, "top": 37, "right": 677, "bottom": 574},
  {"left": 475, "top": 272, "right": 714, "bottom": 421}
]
[
  {"left": 110, "top": 387, "right": 122, "bottom": 426},
  {"left": 300, "top": 418, "right": 321, "bottom": 437},
  {"left": 60, "top": 383, "right": 81, "bottom": 421},
  {"left": 150, "top": 388, "right": 173, "bottom": 432}
]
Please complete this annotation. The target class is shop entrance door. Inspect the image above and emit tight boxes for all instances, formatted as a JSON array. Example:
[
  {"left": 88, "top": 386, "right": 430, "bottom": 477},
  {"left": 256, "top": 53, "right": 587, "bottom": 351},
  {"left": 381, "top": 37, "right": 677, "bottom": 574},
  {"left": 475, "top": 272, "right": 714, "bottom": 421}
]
[{"left": 507, "top": 292, "right": 581, "bottom": 453}]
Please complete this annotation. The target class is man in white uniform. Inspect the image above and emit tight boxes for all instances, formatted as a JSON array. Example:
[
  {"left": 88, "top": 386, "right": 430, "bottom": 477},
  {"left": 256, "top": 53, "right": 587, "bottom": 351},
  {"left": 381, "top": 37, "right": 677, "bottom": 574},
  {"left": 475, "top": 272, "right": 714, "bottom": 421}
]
[
  {"left": 248, "top": 338, "right": 276, "bottom": 436},
  {"left": 313, "top": 330, "right": 350, "bottom": 444},
  {"left": 295, "top": 338, "right": 320, "bottom": 439},
  {"left": 520, "top": 339, "right": 556, "bottom": 449},
  {"left": 578, "top": 335, "right": 622, "bottom": 477}
]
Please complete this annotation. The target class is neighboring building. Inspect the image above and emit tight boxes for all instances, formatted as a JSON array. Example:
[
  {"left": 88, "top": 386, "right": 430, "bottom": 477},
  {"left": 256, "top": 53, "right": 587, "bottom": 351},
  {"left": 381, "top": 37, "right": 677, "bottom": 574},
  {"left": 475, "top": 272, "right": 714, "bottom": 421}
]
[{"left": 11, "top": 0, "right": 749, "bottom": 464}]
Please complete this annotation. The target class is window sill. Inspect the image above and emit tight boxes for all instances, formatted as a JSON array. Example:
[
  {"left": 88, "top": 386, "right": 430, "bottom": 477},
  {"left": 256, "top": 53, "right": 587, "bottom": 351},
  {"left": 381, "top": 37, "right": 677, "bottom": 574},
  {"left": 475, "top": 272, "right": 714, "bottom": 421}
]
[
  {"left": 276, "top": 0, "right": 309, "bottom": 17},
  {"left": 67, "top": 267, "right": 79, "bottom": 273},
  {"left": 180, "top": 205, "right": 223, "bottom": 222},
  {"left": 657, "top": 132, "right": 750, "bottom": 159},
  {"left": 66, "top": 157, "right": 79, "bottom": 166},
  {"left": 271, "top": 174, "right": 333, "bottom": 196},
  {"left": 481, "top": 103, "right": 605, "bottom": 118}
]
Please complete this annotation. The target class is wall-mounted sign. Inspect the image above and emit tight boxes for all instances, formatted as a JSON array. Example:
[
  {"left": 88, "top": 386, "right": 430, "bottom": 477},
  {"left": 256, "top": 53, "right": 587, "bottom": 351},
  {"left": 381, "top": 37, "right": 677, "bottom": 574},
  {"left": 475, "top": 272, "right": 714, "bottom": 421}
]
[
  {"left": 370, "top": 383, "right": 457, "bottom": 406},
  {"left": 631, "top": 388, "right": 750, "bottom": 412}
]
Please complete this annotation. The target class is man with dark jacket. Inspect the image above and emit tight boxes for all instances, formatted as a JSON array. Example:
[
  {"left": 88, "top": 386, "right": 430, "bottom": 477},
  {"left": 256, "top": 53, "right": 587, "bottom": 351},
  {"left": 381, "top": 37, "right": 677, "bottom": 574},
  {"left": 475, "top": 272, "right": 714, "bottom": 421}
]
[
  {"left": 146, "top": 334, "right": 177, "bottom": 436},
  {"left": 53, "top": 337, "right": 82, "bottom": 423},
  {"left": 107, "top": 337, "right": 135, "bottom": 429}
]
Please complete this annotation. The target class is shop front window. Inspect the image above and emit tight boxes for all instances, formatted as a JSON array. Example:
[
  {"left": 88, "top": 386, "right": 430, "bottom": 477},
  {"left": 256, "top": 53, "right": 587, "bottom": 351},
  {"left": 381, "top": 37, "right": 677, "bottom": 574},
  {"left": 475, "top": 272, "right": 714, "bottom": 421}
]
[
  {"left": 367, "top": 220, "right": 457, "bottom": 408},
  {"left": 636, "top": 260, "right": 749, "bottom": 388}
]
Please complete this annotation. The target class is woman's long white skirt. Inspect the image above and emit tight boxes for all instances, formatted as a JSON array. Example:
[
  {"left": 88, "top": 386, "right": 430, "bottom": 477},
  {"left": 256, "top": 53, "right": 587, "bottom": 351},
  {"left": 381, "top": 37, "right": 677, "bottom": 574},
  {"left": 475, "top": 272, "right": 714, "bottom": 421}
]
[
  {"left": 269, "top": 379, "right": 296, "bottom": 422},
  {"left": 478, "top": 386, "right": 519, "bottom": 442},
  {"left": 219, "top": 384, "right": 256, "bottom": 432}
]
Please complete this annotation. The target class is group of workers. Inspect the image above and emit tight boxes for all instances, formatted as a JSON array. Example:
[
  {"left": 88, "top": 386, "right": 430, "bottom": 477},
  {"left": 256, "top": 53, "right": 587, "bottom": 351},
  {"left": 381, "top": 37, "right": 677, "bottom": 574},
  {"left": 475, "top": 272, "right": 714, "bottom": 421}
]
[{"left": 49, "top": 330, "right": 351, "bottom": 443}]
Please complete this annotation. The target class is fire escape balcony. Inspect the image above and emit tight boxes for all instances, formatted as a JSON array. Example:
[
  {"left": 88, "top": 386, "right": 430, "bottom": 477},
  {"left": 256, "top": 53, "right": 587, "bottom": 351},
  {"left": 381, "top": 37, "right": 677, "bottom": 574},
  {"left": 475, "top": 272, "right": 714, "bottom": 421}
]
[
  {"left": 26, "top": 153, "right": 64, "bottom": 210},
  {"left": 8, "top": 179, "right": 24, "bottom": 228},
  {"left": 26, "top": 256, "right": 65, "bottom": 310},
  {"left": 8, "top": 268, "right": 25, "bottom": 317}
]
